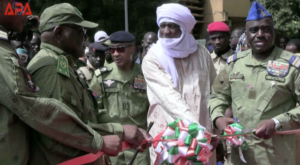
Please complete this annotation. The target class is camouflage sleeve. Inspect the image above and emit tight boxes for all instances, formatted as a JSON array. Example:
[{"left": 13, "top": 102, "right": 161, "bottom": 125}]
[
  {"left": 208, "top": 66, "right": 232, "bottom": 128},
  {"left": 87, "top": 121, "right": 124, "bottom": 140},
  {"left": 274, "top": 69, "right": 300, "bottom": 131},
  {"left": 0, "top": 55, "right": 103, "bottom": 154}
]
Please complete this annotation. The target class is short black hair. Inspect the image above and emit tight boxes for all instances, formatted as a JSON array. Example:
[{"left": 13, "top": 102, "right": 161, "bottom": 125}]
[
  {"left": 287, "top": 39, "right": 300, "bottom": 52},
  {"left": 232, "top": 27, "right": 246, "bottom": 36}
]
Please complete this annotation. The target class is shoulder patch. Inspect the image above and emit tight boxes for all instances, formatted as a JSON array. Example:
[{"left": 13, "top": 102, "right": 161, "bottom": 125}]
[
  {"left": 57, "top": 56, "right": 70, "bottom": 77},
  {"left": 281, "top": 53, "right": 300, "bottom": 68},
  {"left": 95, "top": 69, "right": 101, "bottom": 77},
  {"left": 95, "top": 66, "right": 113, "bottom": 77},
  {"left": 78, "top": 67, "right": 92, "bottom": 80}
]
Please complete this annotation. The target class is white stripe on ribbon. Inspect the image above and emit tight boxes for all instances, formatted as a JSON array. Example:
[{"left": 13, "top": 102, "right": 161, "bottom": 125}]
[
  {"left": 183, "top": 119, "right": 193, "bottom": 127},
  {"left": 162, "top": 127, "right": 175, "bottom": 137},
  {"left": 178, "top": 131, "right": 189, "bottom": 143}
]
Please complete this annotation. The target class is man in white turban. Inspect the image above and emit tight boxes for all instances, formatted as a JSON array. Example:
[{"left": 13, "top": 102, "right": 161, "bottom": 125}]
[{"left": 142, "top": 3, "right": 217, "bottom": 165}]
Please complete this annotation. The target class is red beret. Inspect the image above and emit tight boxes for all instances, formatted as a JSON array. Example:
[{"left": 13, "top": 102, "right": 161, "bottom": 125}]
[{"left": 207, "top": 22, "right": 230, "bottom": 34}]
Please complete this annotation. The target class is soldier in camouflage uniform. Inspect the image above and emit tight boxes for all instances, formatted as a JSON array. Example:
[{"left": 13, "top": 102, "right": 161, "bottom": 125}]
[
  {"left": 26, "top": 3, "right": 150, "bottom": 165},
  {"left": 77, "top": 42, "right": 107, "bottom": 85},
  {"left": 209, "top": 2, "right": 300, "bottom": 165},
  {"left": 0, "top": 1, "right": 125, "bottom": 164},
  {"left": 89, "top": 31, "right": 150, "bottom": 165}
]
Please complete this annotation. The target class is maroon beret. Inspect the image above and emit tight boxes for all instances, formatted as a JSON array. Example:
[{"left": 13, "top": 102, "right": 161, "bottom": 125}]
[{"left": 207, "top": 22, "right": 230, "bottom": 34}]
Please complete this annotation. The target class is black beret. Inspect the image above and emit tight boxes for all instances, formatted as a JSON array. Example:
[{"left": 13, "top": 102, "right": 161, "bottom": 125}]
[
  {"left": 89, "top": 42, "right": 107, "bottom": 53},
  {"left": 110, "top": 31, "right": 135, "bottom": 43}
]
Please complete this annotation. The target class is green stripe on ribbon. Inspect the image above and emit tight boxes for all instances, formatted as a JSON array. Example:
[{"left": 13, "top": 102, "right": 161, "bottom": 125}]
[
  {"left": 184, "top": 134, "right": 192, "bottom": 146},
  {"left": 168, "top": 119, "right": 181, "bottom": 129},
  {"left": 175, "top": 127, "right": 180, "bottom": 138},
  {"left": 169, "top": 146, "right": 179, "bottom": 155},
  {"left": 193, "top": 162, "right": 204, "bottom": 165},
  {"left": 188, "top": 123, "right": 199, "bottom": 138},
  {"left": 231, "top": 123, "right": 243, "bottom": 130},
  {"left": 198, "top": 138, "right": 208, "bottom": 143},
  {"left": 195, "top": 145, "right": 202, "bottom": 155},
  {"left": 187, "top": 155, "right": 197, "bottom": 161}
]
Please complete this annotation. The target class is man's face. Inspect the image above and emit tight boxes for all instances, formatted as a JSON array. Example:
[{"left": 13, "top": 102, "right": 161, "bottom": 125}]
[
  {"left": 209, "top": 32, "right": 229, "bottom": 54},
  {"left": 0, "top": 0, "right": 28, "bottom": 33},
  {"left": 280, "top": 37, "right": 289, "bottom": 49},
  {"left": 229, "top": 31, "right": 241, "bottom": 51},
  {"left": 245, "top": 17, "right": 275, "bottom": 54},
  {"left": 30, "top": 35, "right": 41, "bottom": 55},
  {"left": 109, "top": 42, "right": 135, "bottom": 67},
  {"left": 285, "top": 45, "right": 297, "bottom": 53},
  {"left": 142, "top": 34, "right": 157, "bottom": 54},
  {"left": 60, "top": 24, "right": 86, "bottom": 59},
  {"left": 159, "top": 22, "right": 182, "bottom": 38},
  {"left": 88, "top": 51, "right": 106, "bottom": 69}
]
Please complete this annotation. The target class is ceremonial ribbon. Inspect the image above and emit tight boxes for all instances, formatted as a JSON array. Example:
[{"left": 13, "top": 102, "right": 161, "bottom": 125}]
[
  {"left": 57, "top": 142, "right": 131, "bottom": 165},
  {"left": 153, "top": 119, "right": 213, "bottom": 165},
  {"left": 223, "top": 123, "right": 248, "bottom": 163}
]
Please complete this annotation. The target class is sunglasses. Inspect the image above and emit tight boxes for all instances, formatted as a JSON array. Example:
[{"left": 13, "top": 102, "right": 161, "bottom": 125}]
[
  {"left": 109, "top": 44, "right": 134, "bottom": 54},
  {"left": 62, "top": 24, "right": 87, "bottom": 38}
]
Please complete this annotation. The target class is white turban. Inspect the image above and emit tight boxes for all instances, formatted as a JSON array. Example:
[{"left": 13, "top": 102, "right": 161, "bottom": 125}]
[
  {"left": 156, "top": 4, "right": 196, "bottom": 33},
  {"left": 148, "top": 3, "right": 198, "bottom": 87}
]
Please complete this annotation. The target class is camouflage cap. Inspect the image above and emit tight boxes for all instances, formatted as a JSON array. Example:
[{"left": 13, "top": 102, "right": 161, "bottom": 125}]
[{"left": 39, "top": 3, "right": 98, "bottom": 32}]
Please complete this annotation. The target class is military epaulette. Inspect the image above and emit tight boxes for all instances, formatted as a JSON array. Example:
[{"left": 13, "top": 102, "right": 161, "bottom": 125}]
[
  {"left": 77, "top": 67, "right": 92, "bottom": 80},
  {"left": 57, "top": 56, "right": 70, "bottom": 77},
  {"left": 227, "top": 53, "right": 237, "bottom": 64},
  {"left": 280, "top": 53, "right": 300, "bottom": 68},
  {"left": 227, "top": 51, "right": 249, "bottom": 64},
  {"left": 94, "top": 66, "right": 112, "bottom": 77}
]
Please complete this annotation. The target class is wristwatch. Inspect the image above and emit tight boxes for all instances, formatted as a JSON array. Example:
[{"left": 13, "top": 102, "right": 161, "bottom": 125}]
[{"left": 272, "top": 118, "right": 282, "bottom": 132}]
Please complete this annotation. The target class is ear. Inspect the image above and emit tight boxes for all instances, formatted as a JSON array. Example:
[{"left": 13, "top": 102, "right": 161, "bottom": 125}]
[
  {"left": 141, "top": 40, "right": 144, "bottom": 46},
  {"left": 53, "top": 26, "right": 63, "bottom": 42}
]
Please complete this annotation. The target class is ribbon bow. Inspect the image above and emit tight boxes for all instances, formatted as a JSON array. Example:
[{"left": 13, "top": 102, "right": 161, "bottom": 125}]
[
  {"left": 153, "top": 119, "right": 213, "bottom": 165},
  {"left": 223, "top": 123, "right": 249, "bottom": 163}
]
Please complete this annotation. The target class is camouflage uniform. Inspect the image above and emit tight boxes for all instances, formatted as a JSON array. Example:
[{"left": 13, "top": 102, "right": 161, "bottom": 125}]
[
  {"left": 209, "top": 47, "right": 300, "bottom": 165},
  {"left": 90, "top": 62, "right": 150, "bottom": 165}
]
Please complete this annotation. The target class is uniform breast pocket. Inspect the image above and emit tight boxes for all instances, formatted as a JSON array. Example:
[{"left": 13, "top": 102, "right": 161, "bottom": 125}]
[
  {"left": 231, "top": 81, "right": 246, "bottom": 110},
  {"left": 103, "top": 87, "right": 119, "bottom": 111},
  {"left": 61, "top": 88, "right": 83, "bottom": 117},
  {"left": 130, "top": 89, "right": 148, "bottom": 117},
  {"left": 256, "top": 87, "right": 277, "bottom": 112}
]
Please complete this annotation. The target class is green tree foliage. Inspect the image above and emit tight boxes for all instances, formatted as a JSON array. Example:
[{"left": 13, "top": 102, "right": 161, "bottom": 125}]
[
  {"left": 257, "top": 0, "right": 300, "bottom": 38},
  {"left": 29, "top": 0, "right": 167, "bottom": 43}
]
